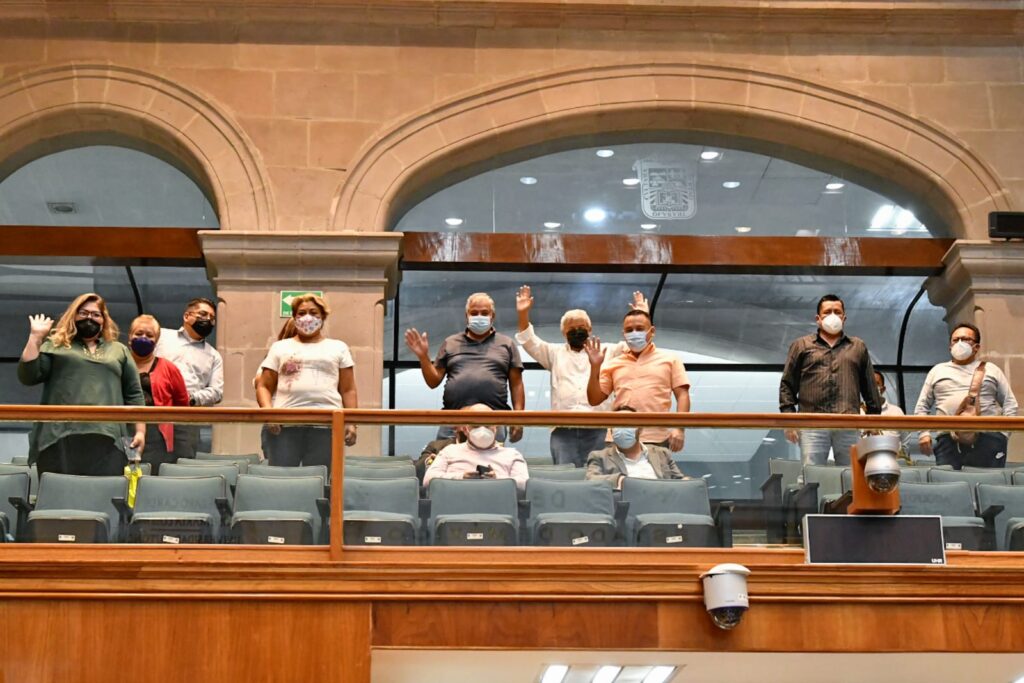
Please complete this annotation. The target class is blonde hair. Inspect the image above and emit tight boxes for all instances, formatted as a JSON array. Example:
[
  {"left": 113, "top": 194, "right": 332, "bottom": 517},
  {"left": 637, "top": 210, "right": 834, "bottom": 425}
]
[
  {"left": 129, "top": 314, "right": 161, "bottom": 339},
  {"left": 276, "top": 318, "right": 296, "bottom": 340},
  {"left": 50, "top": 293, "right": 119, "bottom": 348},
  {"left": 289, "top": 293, "right": 330, "bottom": 318}
]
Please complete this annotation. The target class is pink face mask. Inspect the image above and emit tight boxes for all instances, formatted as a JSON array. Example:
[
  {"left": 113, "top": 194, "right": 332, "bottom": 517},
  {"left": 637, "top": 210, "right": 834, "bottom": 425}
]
[{"left": 294, "top": 314, "right": 323, "bottom": 336}]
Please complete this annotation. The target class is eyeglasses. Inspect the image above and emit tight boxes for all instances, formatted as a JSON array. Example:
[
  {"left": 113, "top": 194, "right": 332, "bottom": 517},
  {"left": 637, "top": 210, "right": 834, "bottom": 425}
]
[
  {"left": 951, "top": 336, "right": 977, "bottom": 344},
  {"left": 76, "top": 311, "right": 104, "bottom": 321},
  {"left": 189, "top": 312, "right": 215, "bottom": 321}
]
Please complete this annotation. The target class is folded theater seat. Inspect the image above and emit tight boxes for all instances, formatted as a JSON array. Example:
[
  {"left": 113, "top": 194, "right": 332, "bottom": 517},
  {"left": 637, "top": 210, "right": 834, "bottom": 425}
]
[
  {"left": 898, "top": 481, "right": 993, "bottom": 551},
  {"left": 127, "top": 475, "right": 231, "bottom": 544},
  {"left": 230, "top": 475, "right": 329, "bottom": 545},
  {"left": 344, "top": 476, "right": 421, "bottom": 546},
  {"left": 525, "top": 479, "right": 622, "bottom": 547},
  {"left": 621, "top": 478, "right": 733, "bottom": 548},
  {"left": 427, "top": 478, "right": 519, "bottom": 546},
  {"left": 14, "top": 473, "right": 129, "bottom": 543}
]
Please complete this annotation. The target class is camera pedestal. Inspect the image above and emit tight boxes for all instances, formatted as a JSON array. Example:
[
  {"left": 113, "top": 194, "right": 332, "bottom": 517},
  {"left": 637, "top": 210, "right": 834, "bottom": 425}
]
[{"left": 848, "top": 444, "right": 901, "bottom": 515}]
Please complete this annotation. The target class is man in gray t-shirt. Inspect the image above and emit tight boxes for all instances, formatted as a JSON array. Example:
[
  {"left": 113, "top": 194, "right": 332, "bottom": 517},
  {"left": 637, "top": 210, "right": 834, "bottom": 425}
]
[{"left": 405, "top": 292, "right": 525, "bottom": 442}]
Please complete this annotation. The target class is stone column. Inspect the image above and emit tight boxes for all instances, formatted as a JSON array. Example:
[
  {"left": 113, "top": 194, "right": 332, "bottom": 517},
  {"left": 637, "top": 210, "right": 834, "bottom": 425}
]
[
  {"left": 926, "top": 240, "right": 1024, "bottom": 458},
  {"left": 200, "top": 231, "right": 402, "bottom": 456}
]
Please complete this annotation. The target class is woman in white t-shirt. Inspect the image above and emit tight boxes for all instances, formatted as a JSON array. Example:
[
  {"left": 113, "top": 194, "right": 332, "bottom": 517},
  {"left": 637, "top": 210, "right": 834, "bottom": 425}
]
[{"left": 255, "top": 293, "right": 358, "bottom": 468}]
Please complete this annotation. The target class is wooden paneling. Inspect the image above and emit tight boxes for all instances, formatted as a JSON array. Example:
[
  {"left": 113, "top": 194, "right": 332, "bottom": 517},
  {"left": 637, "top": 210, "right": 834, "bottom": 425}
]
[
  {"left": 401, "top": 233, "right": 955, "bottom": 273},
  {"left": 0, "top": 226, "right": 204, "bottom": 262},
  {"left": 0, "top": 600, "right": 371, "bottom": 683}
]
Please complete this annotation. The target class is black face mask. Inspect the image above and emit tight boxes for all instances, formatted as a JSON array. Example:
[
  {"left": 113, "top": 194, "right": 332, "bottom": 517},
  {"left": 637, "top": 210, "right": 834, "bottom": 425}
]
[
  {"left": 75, "top": 318, "right": 102, "bottom": 340},
  {"left": 566, "top": 328, "right": 589, "bottom": 349},
  {"left": 191, "top": 319, "right": 215, "bottom": 339}
]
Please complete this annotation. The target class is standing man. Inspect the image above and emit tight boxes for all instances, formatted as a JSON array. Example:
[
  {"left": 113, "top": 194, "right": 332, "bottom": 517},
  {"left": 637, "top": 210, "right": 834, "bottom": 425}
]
[
  {"left": 779, "top": 294, "right": 882, "bottom": 466},
  {"left": 915, "top": 322, "right": 1018, "bottom": 469},
  {"left": 156, "top": 297, "right": 224, "bottom": 459},
  {"left": 405, "top": 292, "right": 525, "bottom": 442},
  {"left": 515, "top": 285, "right": 646, "bottom": 467},
  {"left": 584, "top": 309, "right": 690, "bottom": 452}
]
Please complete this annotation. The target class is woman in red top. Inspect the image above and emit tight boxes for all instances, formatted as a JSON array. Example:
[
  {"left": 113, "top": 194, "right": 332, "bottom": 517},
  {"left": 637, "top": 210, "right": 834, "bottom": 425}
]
[{"left": 129, "top": 315, "right": 190, "bottom": 474}]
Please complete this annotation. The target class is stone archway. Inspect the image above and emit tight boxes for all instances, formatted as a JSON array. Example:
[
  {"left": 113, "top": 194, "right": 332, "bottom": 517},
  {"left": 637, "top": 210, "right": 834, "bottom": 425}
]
[
  {"left": 331, "top": 63, "right": 1012, "bottom": 238},
  {"left": 0, "top": 63, "right": 274, "bottom": 231}
]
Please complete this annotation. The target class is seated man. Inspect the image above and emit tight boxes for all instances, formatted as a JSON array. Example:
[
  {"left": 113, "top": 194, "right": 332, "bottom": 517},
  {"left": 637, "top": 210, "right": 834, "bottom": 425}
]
[
  {"left": 585, "top": 408, "right": 687, "bottom": 489},
  {"left": 423, "top": 404, "right": 529, "bottom": 491}
]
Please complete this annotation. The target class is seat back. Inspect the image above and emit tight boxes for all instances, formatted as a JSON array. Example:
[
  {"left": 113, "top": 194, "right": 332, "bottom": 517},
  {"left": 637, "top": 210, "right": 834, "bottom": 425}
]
[
  {"left": 249, "top": 464, "right": 328, "bottom": 482},
  {"left": 1013, "top": 470, "right": 1024, "bottom": 486},
  {"left": 196, "top": 452, "right": 261, "bottom": 465},
  {"left": 161, "top": 462, "right": 239, "bottom": 489},
  {"left": 234, "top": 474, "right": 325, "bottom": 540},
  {"left": 428, "top": 478, "right": 517, "bottom": 520},
  {"left": 34, "top": 473, "right": 129, "bottom": 539},
  {"left": 10, "top": 456, "right": 29, "bottom": 466},
  {"left": 0, "top": 463, "right": 37, "bottom": 497},
  {"left": 524, "top": 455, "right": 555, "bottom": 468},
  {"left": 0, "top": 471, "right": 30, "bottom": 538},
  {"left": 345, "top": 463, "right": 415, "bottom": 479},
  {"left": 180, "top": 456, "right": 251, "bottom": 474},
  {"left": 528, "top": 468, "right": 587, "bottom": 481},
  {"left": 768, "top": 458, "right": 802, "bottom": 490},
  {"left": 344, "top": 477, "right": 419, "bottom": 518},
  {"left": 976, "top": 484, "right": 1024, "bottom": 551},
  {"left": 526, "top": 479, "right": 614, "bottom": 518},
  {"left": 528, "top": 464, "right": 576, "bottom": 472},
  {"left": 803, "top": 464, "right": 851, "bottom": 496},
  {"left": 345, "top": 455, "right": 414, "bottom": 463},
  {"left": 620, "top": 478, "right": 711, "bottom": 517},
  {"left": 928, "top": 468, "right": 1008, "bottom": 486},
  {"left": 898, "top": 482, "right": 977, "bottom": 517},
  {"left": 960, "top": 466, "right": 1015, "bottom": 483},
  {"left": 133, "top": 475, "right": 226, "bottom": 515}
]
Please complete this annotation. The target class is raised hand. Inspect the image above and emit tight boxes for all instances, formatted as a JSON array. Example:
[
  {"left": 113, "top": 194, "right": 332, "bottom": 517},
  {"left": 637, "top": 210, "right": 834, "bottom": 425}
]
[
  {"left": 404, "top": 328, "right": 430, "bottom": 359},
  {"left": 516, "top": 285, "right": 534, "bottom": 314},
  {"left": 28, "top": 314, "right": 54, "bottom": 340},
  {"left": 584, "top": 335, "right": 605, "bottom": 367},
  {"left": 629, "top": 290, "right": 649, "bottom": 314}
]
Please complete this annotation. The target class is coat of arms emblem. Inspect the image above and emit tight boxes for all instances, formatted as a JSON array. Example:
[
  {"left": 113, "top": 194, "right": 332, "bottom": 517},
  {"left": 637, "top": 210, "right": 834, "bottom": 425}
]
[{"left": 634, "top": 158, "right": 697, "bottom": 220}]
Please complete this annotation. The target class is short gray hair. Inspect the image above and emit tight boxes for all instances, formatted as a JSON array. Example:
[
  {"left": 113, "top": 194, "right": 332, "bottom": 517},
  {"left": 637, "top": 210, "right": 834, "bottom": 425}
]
[
  {"left": 560, "top": 309, "right": 591, "bottom": 332},
  {"left": 465, "top": 292, "right": 495, "bottom": 313}
]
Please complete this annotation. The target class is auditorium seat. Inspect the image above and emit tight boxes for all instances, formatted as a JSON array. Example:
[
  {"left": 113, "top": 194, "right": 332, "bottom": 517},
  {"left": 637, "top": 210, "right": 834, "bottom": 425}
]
[
  {"left": 230, "top": 474, "right": 328, "bottom": 545},
  {"left": 976, "top": 484, "right": 1024, "bottom": 551},
  {"left": 927, "top": 468, "right": 1009, "bottom": 504},
  {"left": 898, "top": 481, "right": 988, "bottom": 551},
  {"left": 761, "top": 458, "right": 802, "bottom": 544},
  {"left": 0, "top": 471, "right": 30, "bottom": 541},
  {"left": 527, "top": 464, "right": 576, "bottom": 472},
  {"left": 345, "top": 455, "right": 414, "bottom": 463},
  {"left": 343, "top": 477, "right": 420, "bottom": 546},
  {"left": 196, "top": 451, "right": 261, "bottom": 465},
  {"left": 346, "top": 461, "right": 416, "bottom": 479},
  {"left": 0, "top": 462, "right": 38, "bottom": 500},
  {"left": 427, "top": 478, "right": 519, "bottom": 546},
  {"left": 162, "top": 462, "right": 240, "bottom": 490},
  {"left": 526, "top": 479, "right": 619, "bottom": 547},
  {"left": 249, "top": 464, "right": 328, "bottom": 493},
  {"left": 524, "top": 455, "right": 555, "bottom": 467},
  {"left": 527, "top": 467, "right": 587, "bottom": 481},
  {"left": 961, "top": 466, "right": 1016, "bottom": 483},
  {"left": 128, "top": 475, "right": 230, "bottom": 544},
  {"left": 20, "top": 473, "right": 129, "bottom": 543},
  {"left": 181, "top": 456, "right": 252, "bottom": 474},
  {"left": 620, "top": 478, "right": 732, "bottom": 548},
  {"left": 10, "top": 456, "right": 28, "bottom": 466}
]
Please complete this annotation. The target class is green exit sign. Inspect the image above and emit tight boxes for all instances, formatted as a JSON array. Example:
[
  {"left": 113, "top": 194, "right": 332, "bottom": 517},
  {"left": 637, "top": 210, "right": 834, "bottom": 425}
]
[{"left": 280, "top": 290, "right": 323, "bottom": 318}]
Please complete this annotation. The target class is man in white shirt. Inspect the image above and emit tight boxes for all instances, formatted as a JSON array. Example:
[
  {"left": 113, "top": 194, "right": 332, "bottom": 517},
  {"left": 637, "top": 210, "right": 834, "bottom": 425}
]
[
  {"left": 514, "top": 285, "right": 645, "bottom": 467},
  {"left": 915, "top": 322, "right": 1018, "bottom": 469},
  {"left": 423, "top": 404, "right": 529, "bottom": 491},
  {"left": 871, "top": 371, "right": 914, "bottom": 457},
  {"left": 155, "top": 297, "right": 224, "bottom": 458}
]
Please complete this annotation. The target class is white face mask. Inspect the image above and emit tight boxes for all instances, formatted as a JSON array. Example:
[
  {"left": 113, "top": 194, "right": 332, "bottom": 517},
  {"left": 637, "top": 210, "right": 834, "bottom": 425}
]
[
  {"left": 295, "top": 314, "right": 323, "bottom": 336},
  {"left": 820, "top": 313, "right": 843, "bottom": 335},
  {"left": 467, "top": 426, "right": 496, "bottom": 450},
  {"left": 951, "top": 340, "right": 975, "bottom": 362}
]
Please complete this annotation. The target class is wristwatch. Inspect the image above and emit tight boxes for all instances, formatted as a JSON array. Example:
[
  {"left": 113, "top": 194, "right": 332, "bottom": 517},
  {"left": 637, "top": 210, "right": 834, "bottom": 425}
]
[{"left": 189, "top": 396, "right": 197, "bottom": 406}]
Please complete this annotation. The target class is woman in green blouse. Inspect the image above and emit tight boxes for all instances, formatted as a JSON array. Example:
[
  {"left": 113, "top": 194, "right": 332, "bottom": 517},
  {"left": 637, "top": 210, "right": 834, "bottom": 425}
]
[{"left": 18, "top": 292, "right": 146, "bottom": 476}]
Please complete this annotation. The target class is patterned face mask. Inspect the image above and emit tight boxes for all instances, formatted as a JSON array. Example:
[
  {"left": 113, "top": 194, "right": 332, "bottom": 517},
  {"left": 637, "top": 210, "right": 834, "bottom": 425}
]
[{"left": 295, "top": 314, "right": 323, "bottom": 336}]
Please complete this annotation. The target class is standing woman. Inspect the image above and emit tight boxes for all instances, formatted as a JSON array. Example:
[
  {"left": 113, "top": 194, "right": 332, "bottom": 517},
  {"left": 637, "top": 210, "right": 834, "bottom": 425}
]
[
  {"left": 128, "top": 315, "right": 190, "bottom": 474},
  {"left": 18, "top": 293, "right": 146, "bottom": 476},
  {"left": 256, "top": 294, "right": 358, "bottom": 468}
]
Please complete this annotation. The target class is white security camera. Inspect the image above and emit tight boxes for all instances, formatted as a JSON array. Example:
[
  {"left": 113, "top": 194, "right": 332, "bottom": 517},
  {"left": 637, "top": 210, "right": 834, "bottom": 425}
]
[
  {"left": 700, "top": 563, "right": 750, "bottom": 630},
  {"left": 858, "top": 434, "right": 901, "bottom": 494}
]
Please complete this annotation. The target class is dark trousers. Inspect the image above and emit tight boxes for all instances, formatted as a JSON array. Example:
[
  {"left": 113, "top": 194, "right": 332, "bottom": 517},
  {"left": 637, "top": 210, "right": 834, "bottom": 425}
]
[
  {"left": 141, "top": 423, "right": 176, "bottom": 475},
  {"left": 549, "top": 427, "right": 608, "bottom": 468},
  {"left": 36, "top": 434, "right": 126, "bottom": 477},
  {"left": 265, "top": 426, "right": 332, "bottom": 469},
  {"left": 172, "top": 424, "right": 201, "bottom": 460},
  {"left": 934, "top": 432, "right": 1009, "bottom": 469}
]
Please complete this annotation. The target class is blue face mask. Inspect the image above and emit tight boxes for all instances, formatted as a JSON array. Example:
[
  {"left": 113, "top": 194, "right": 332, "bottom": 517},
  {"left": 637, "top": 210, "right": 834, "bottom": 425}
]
[
  {"left": 612, "top": 428, "right": 638, "bottom": 450},
  {"left": 467, "top": 315, "right": 492, "bottom": 335},
  {"left": 624, "top": 330, "right": 649, "bottom": 352}
]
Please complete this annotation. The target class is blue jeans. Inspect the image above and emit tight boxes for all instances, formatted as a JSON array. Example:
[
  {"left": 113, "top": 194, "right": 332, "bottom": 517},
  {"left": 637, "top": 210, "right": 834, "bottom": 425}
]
[
  {"left": 550, "top": 427, "right": 608, "bottom": 468},
  {"left": 799, "top": 429, "right": 858, "bottom": 466}
]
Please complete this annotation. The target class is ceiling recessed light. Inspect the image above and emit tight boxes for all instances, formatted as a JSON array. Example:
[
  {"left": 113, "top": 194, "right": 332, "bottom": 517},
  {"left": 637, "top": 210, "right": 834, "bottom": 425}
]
[
  {"left": 541, "top": 664, "right": 569, "bottom": 683},
  {"left": 583, "top": 207, "right": 607, "bottom": 223},
  {"left": 519, "top": 176, "right": 538, "bottom": 185},
  {"left": 825, "top": 181, "right": 845, "bottom": 191},
  {"left": 594, "top": 666, "right": 622, "bottom": 683},
  {"left": 622, "top": 177, "right": 640, "bottom": 186},
  {"left": 444, "top": 217, "right": 464, "bottom": 226},
  {"left": 640, "top": 223, "right": 658, "bottom": 230},
  {"left": 47, "top": 201, "right": 77, "bottom": 214},
  {"left": 543, "top": 221, "right": 561, "bottom": 229},
  {"left": 734, "top": 226, "right": 752, "bottom": 233},
  {"left": 700, "top": 150, "right": 721, "bottom": 161},
  {"left": 595, "top": 149, "right": 615, "bottom": 158},
  {"left": 722, "top": 181, "right": 741, "bottom": 189}
]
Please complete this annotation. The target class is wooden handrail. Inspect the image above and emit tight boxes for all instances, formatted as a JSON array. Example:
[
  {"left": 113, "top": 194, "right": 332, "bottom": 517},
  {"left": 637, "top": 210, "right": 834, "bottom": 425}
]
[{"left": 1, "top": 405, "right": 1022, "bottom": 431}]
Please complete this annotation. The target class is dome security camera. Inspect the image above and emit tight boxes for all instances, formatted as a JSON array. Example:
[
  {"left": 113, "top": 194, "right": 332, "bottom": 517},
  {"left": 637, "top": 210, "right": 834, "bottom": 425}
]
[
  {"left": 700, "top": 563, "right": 750, "bottom": 630},
  {"left": 858, "top": 434, "right": 901, "bottom": 494}
]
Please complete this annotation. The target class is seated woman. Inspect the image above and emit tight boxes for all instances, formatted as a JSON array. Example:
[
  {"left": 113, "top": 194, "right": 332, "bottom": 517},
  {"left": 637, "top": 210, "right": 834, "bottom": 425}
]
[
  {"left": 585, "top": 407, "right": 688, "bottom": 489},
  {"left": 128, "top": 315, "right": 190, "bottom": 474},
  {"left": 18, "top": 293, "right": 145, "bottom": 476},
  {"left": 255, "top": 293, "right": 358, "bottom": 469}
]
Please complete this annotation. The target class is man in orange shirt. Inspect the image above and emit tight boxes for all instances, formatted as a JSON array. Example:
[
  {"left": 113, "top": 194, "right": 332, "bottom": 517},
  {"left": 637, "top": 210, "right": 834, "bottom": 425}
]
[{"left": 584, "top": 309, "right": 691, "bottom": 452}]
